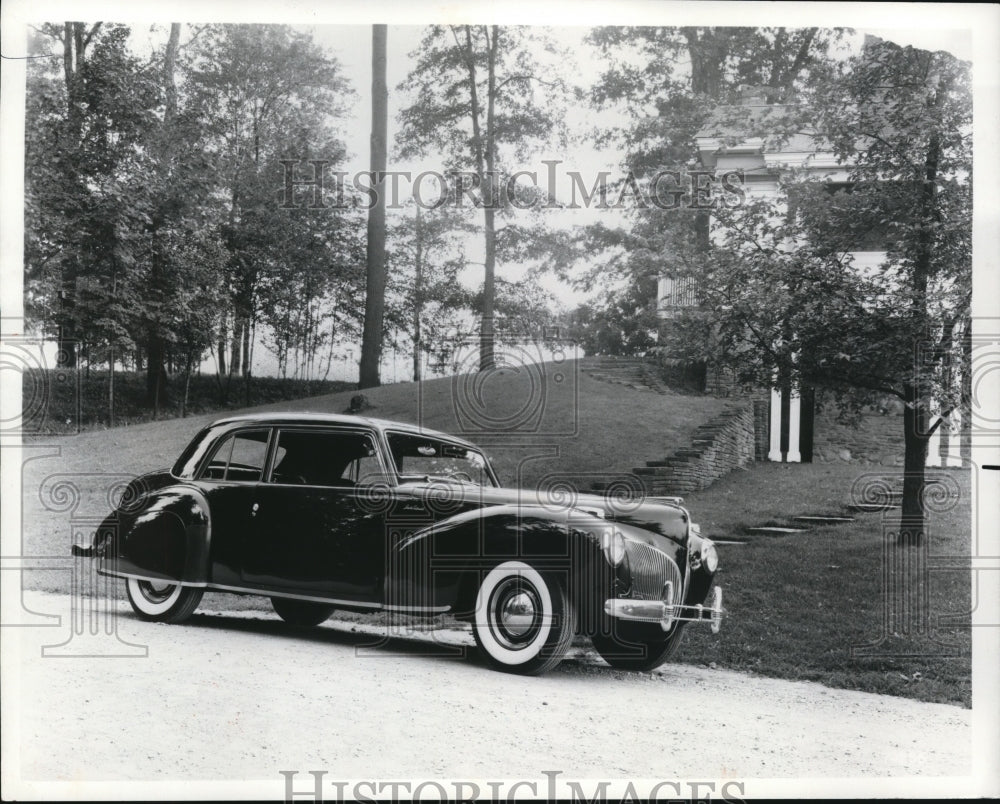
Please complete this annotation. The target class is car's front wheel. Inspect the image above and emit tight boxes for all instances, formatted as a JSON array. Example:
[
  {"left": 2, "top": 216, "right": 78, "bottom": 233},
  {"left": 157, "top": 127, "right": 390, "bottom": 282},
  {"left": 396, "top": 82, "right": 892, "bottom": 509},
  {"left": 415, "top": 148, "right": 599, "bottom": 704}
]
[
  {"left": 125, "top": 578, "right": 203, "bottom": 623},
  {"left": 472, "top": 561, "right": 575, "bottom": 675},
  {"left": 270, "top": 597, "right": 336, "bottom": 626},
  {"left": 590, "top": 622, "right": 686, "bottom": 672}
]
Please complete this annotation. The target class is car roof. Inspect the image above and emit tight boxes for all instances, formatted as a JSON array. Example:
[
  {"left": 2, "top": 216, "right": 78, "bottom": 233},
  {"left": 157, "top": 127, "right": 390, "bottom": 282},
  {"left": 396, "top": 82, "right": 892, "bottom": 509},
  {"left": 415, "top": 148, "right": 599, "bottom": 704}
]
[{"left": 208, "top": 412, "right": 478, "bottom": 448}]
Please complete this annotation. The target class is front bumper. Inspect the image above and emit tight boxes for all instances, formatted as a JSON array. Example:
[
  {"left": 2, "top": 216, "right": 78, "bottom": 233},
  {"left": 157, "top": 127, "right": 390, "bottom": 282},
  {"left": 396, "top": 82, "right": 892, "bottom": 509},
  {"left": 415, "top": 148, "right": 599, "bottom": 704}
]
[{"left": 605, "top": 585, "right": 723, "bottom": 634}]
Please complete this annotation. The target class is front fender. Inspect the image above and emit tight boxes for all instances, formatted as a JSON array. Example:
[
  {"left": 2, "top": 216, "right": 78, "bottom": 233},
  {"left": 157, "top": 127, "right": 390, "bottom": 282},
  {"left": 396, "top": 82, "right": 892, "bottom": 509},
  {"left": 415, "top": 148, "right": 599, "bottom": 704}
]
[
  {"left": 98, "top": 483, "right": 211, "bottom": 585},
  {"left": 387, "top": 504, "right": 612, "bottom": 615}
]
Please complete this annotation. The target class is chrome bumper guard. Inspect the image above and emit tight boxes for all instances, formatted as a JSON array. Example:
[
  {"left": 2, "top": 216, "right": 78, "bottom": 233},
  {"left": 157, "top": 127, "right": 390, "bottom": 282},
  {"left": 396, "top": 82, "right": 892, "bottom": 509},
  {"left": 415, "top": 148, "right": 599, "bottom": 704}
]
[{"left": 604, "top": 586, "right": 723, "bottom": 634}]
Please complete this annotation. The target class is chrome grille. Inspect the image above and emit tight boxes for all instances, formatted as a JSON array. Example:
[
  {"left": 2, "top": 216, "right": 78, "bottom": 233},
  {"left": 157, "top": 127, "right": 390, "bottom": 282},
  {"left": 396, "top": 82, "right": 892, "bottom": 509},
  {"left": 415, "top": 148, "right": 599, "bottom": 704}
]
[{"left": 625, "top": 542, "right": 683, "bottom": 605}]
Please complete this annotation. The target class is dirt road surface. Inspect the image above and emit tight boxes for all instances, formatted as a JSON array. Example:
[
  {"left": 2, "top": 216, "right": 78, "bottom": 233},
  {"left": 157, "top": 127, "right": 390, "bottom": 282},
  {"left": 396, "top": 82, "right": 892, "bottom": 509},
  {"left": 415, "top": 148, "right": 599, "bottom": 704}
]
[{"left": 3, "top": 590, "right": 970, "bottom": 794}]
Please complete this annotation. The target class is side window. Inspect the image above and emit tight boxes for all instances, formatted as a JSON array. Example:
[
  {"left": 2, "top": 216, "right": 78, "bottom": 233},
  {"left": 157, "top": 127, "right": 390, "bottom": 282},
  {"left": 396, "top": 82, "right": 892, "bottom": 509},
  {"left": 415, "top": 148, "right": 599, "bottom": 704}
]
[
  {"left": 200, "top": 429, "right": 270, "bottom": 482},
  {"left": 342, "top": 453, "right": 388, "bottom": 486},
  {"left": 270, "top": 429, "right": 385, "bottom": 488}
]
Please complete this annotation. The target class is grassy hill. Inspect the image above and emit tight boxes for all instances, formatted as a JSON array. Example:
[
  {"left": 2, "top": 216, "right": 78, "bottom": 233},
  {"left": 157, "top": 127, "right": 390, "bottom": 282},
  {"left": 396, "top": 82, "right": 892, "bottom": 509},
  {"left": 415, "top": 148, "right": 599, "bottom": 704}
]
[{"left": 23, "top": 360, "right": 733, "bottom": 490}]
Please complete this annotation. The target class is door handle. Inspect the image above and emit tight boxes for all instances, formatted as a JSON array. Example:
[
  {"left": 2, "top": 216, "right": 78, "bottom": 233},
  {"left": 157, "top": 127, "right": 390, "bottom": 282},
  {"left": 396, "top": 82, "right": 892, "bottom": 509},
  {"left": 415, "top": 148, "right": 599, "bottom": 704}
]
[{"left": 251, "top": 502, "right": 260, "bottom": 517}]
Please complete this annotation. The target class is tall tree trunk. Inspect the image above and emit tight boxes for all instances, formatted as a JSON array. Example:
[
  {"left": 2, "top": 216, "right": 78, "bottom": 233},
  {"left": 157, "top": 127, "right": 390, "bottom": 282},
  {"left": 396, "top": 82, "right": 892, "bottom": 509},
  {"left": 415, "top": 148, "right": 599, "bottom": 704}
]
[
  {"left": 217, "top": 313, "right": 228, "bottom": 377},
  {"left": 241, "top": 315, "right": 251, "bottom": 377},
  {"left": 146, "top": 333, "right": 168, "bottom": 414},
  {"left": 897, "top": 125, "right": 943, "bottom": 545},
  {"left": 480, "top": 26, "right": 500, "bottom": 370},
  {"left": 458, "top": 25, "right": 497, "bottom": 371},
  {"left": 57, "top": 319, "right": 78, "bottom": 368},
  {"left": 163, "top": 24, "right": 180, "bottom": 124},
  {"left": 181, "top": 350, "right": 192, "bottom": 418},
  {"left": 55, "top": 23, "right": 92, "bottom": 370},
  {"left": 144, "top": 250, "right": 167, "bottom": 408},
  {"left": 243, "top": 319, "right": 254, "bottom": 406},
  {"left": 899, "top": 381, "right": 930, "bottom": 545},
  {"left": 412, "top": 205, "right": 423, "bottom": 382},
  {"left": 229, "top": 319, "right": 242, "bottom": 378},
  {"left": 359, "top": 24, "right": 388, "bottom": 389},
  {"left": 108, "top": 346, "right": 115, "bottom": 428}
]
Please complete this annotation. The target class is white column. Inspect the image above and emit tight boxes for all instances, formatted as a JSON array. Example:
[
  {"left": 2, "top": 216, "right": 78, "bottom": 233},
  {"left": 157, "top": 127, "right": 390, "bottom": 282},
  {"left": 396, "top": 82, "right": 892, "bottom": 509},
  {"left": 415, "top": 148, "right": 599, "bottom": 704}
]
[
  {"left": 786, "top": 389, "right": 801, "bottom": 463},
  {"left": 926, "top": 417, "right": 942, "bottom": 467},
  {"left": 768, "top": 387, "right": 783, "bottom": 462},
  {"left": 656, "top": 276, "right": 669, "bottom": 313},
  {"left": 947, "top": 408, "right": 963, "bottom": 466}
]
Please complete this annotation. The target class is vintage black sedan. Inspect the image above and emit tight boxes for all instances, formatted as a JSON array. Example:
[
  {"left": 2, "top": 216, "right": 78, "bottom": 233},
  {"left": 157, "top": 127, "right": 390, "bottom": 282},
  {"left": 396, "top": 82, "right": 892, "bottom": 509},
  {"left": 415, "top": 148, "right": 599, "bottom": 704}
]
[{"left": 75, "top": 413, "right": 723, "bottom": 675}]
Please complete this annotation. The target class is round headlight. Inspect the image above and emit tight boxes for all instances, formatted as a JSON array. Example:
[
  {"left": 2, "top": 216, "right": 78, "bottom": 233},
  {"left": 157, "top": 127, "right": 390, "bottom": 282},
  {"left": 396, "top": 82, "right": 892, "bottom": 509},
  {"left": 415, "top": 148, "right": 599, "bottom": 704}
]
[
  {"left": 701, "top": 538, "right": 719, "bottom": 573},
  {"left": 601, "top": 527, "right": 626, "bottom": 566}
]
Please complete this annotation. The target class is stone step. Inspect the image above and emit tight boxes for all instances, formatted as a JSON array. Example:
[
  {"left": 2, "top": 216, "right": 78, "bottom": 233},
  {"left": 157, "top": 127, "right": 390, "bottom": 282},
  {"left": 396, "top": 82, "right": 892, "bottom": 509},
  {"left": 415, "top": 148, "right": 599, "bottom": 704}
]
[{"left": 633, "top": 467, "right": 667, "bottom": 476}]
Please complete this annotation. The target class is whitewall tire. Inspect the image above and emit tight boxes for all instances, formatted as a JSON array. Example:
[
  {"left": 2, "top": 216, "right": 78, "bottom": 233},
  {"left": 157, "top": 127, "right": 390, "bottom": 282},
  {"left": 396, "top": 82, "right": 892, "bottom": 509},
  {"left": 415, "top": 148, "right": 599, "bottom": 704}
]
[
  {"left": 125, "top": 577, "right": 203, "bottom": 623},
  {"left": 472, "top": 561, "right": 575, "bottom": 675}
]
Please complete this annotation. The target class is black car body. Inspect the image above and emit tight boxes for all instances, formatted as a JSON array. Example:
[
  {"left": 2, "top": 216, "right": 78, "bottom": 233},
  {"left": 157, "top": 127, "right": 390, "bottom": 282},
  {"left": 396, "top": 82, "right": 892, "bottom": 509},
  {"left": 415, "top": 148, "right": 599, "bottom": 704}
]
[{"left": 76, "top": 413, "right": 723, "bottom": 674}]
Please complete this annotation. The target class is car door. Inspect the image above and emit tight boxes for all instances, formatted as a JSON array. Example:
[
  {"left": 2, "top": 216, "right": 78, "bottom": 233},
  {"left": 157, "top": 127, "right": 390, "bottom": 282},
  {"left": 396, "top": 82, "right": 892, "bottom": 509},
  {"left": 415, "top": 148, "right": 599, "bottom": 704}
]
[
  {"left": 241, "top": 426, "right": 391, "bottom": 603},
  {"left": 196, "top": 427, "right": 273, "bottom": 589}
]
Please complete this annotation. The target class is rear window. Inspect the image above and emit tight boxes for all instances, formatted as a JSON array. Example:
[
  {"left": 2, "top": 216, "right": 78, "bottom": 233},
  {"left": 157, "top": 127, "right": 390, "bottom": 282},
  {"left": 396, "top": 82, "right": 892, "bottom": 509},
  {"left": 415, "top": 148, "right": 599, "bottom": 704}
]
[{"left": 199, "top": 429, "right": 270, "bottom": 482}]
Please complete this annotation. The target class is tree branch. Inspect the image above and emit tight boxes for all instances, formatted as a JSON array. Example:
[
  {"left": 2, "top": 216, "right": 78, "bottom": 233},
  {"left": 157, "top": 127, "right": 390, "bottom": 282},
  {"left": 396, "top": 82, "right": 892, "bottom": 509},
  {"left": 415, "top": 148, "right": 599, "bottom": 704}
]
[
  {"left": 82, "top": 23, "right": 102, "bottom": 51},
  {"left": 493, "top": 73, "right": 561, "bottom": 94}
]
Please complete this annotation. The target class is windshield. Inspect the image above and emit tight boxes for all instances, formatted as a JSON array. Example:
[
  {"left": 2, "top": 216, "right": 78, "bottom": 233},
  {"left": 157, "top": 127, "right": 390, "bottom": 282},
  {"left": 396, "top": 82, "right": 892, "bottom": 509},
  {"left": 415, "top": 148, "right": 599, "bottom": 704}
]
[{"left": 386, "top": 432, "right": 496, "bottom": 487}]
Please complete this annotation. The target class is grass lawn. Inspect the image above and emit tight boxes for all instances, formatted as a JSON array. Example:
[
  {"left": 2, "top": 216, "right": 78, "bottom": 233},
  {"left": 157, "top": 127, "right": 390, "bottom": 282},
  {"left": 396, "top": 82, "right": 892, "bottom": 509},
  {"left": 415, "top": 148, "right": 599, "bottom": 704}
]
[{"left": 680, "top": 462, "right": 972, "bottom": 707}]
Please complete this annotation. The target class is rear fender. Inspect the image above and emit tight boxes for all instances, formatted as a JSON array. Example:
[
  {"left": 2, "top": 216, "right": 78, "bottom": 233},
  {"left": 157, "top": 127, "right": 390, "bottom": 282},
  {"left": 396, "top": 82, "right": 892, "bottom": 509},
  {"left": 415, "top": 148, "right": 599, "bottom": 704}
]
[{"left": 98, "top": 485, "right": 211, "bottom": 585}]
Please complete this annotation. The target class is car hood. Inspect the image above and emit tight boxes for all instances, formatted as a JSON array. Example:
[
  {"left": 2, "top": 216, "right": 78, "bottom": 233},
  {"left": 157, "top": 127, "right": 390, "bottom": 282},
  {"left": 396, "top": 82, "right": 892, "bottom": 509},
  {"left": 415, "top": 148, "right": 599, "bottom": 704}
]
[{"left": 395, "top": 482, "right": 691, "bottom": 545}]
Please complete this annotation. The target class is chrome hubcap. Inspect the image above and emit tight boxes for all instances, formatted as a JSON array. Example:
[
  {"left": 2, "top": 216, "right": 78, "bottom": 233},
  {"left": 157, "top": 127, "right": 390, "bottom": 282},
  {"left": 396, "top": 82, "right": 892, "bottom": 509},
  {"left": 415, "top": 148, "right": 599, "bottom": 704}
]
[
  {"left": 138, "top": 580, "right": 176, "bottom": 603},
  {"left": 490, "top": 577, "right": 542, "bottom": 649},
  {"left": 500, "top": 591, "right": 536, "bottom": 636}
]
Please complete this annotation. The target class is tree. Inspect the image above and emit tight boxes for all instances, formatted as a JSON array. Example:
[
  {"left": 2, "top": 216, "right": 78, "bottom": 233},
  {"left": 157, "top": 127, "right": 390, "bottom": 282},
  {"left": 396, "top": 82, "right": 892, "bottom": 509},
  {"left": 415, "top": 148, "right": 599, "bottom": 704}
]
[
  {"left": 661, "top": 38, "right": 971, "bottom": 545},
  {"left": 398, "top": 25, "right": 570, "bottom": 371},
  {"left": 186, "top": 24, "right": 353, "bottom": 395},
  {"left": 570, "top": 27, "right": 840, "bottom": 353},
  {"left": 140, "top": 23, "right": 228, "bottom": 412},
  {"left": 810, "top": 39, "right": 970, "bottom": 543},
  {"left": 25, "top": 23, "right": 160, "bottom": 375},
  {"left": 385, "top": 203, "right": 473, "bottom": 381},
  {"left": 26, "top": 22, "right": 359, "bottom": 413},
  {"left": 359, "top": 24, "right": 389, "bottom": 389}
]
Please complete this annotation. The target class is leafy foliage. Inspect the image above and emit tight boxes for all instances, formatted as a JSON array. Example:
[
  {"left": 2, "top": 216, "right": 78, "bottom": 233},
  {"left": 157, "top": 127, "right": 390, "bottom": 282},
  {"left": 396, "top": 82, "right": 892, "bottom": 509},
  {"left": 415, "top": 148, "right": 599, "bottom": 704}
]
[
  {"left": 25, "top": 23, "right": 361, "bottom": 409},
  {"left": 553, "top": 27, "right": 843, "bottom": 356}
]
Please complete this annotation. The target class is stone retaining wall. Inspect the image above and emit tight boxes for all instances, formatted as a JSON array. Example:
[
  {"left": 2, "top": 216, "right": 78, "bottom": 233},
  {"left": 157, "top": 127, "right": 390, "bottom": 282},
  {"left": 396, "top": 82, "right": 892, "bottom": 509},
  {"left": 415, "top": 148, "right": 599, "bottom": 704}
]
[{"left": 633, "top": 403, "right": 756, "bottom": 495}]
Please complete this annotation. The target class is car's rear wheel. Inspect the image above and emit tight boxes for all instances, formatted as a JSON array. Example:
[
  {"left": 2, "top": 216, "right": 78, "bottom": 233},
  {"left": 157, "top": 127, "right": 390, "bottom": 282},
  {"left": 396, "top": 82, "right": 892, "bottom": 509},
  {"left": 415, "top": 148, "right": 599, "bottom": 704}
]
[
  {"left": 125, "top": 578, "right": 203, "bottom": 623},
  {"left": 472, "top": 561, "right": 575, "bottom": 676},
  {"left": 590, "top": 622, "right": 686, "bottom": 672},
  {"left": 270, "top": 597, "right": 335, "bottom": 627}
]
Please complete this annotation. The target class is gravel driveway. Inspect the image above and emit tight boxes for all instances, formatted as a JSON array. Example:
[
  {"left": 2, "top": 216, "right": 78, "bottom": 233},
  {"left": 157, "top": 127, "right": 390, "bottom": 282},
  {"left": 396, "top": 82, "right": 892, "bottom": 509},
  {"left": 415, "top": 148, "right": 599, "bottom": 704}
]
[{"left": 3, "top": 590, "right": 971, "bottom": 798}]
